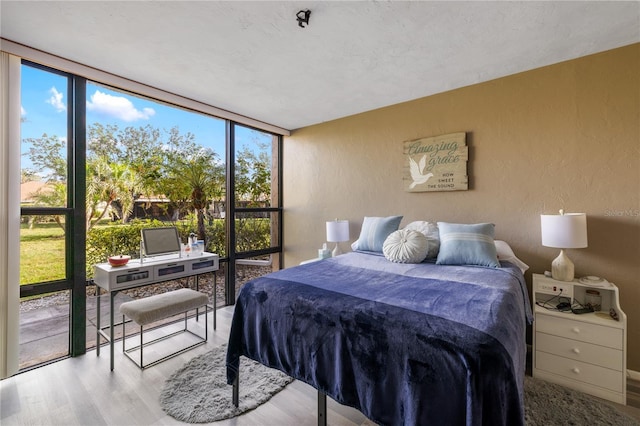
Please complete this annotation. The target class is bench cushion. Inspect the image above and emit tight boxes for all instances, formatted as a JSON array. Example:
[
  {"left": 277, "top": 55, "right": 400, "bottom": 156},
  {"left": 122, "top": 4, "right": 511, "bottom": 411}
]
[{"left": 120, "top": 288, "right": 208, "bottom": 326}]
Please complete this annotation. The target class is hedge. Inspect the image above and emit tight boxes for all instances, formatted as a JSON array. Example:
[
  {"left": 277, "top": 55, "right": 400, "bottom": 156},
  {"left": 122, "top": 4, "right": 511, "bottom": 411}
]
[{"left": 86, "top": 218, "right": 272, "bottom": 277}]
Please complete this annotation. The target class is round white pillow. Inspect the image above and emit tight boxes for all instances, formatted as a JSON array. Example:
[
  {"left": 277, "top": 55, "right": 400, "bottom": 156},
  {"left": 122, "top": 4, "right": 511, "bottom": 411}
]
[{"left": 382, "top": 229, "right": 429, "bottom": 264}]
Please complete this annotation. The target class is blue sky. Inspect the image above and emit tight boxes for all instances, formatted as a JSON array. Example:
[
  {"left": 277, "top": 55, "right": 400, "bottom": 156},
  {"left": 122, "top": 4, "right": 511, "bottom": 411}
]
[{"left": 20, "top": 64, "right": 268, "bottom": 173}]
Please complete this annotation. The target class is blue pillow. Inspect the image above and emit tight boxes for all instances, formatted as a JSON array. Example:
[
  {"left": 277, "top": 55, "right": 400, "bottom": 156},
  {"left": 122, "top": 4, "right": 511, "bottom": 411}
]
[
  {"left": 436, "top": 222, "right": 500, "bottom": 268},
  {"left": 353, "top": 216, "right": 403, "bottom": 253}
]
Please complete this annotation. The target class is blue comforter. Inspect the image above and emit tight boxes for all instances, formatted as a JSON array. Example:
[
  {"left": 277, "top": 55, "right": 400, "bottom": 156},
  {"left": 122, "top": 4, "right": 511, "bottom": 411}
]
[{"left": 227, "top": 252, "right": 532, "bottom": 425}]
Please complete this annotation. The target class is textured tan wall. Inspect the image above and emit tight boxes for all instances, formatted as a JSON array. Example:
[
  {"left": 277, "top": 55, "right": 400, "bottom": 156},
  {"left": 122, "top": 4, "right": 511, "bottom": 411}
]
[{"left": 283, "top": 44, "right": 640, "bottom": 371}]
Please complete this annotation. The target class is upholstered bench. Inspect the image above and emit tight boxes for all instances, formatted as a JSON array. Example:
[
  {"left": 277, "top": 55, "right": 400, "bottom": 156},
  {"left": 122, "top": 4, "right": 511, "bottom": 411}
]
[{"left": 119, "top": 288, "right": 208, "bottom": 369}]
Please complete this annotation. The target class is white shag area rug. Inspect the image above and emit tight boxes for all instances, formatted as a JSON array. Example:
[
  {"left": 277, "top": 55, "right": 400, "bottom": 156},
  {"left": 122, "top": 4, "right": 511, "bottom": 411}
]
[
  {"left": 159, "top": 344, "right": 293, "bottom": 423},
  {"left": 524, "top": 376, "right": 639, "bottom": 426},
  {"left": 160, "top": 344, "right": 639, "bottom": 425}
]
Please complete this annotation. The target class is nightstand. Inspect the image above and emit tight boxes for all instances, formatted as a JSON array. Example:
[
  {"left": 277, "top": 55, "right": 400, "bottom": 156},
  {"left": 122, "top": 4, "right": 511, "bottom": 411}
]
[{"left": 532, "top": 273, "right": 627, "bottom": 404}]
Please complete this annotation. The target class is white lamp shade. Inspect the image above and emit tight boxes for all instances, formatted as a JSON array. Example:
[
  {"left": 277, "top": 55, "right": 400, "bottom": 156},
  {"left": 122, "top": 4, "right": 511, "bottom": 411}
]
[
  {"left": 326, "top": 220, "right": 349, "bottom": 243},
  {"left": 540, "top": 213, "right": 588, "bottom": 249}
]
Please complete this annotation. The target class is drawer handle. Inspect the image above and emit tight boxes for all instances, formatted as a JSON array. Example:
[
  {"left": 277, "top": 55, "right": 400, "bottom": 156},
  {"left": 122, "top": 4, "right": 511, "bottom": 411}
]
[
  {"left": 572, "top": 348, "right": 580, "bottom": 354},
  {"left": 571, "top": 327, "right": 580, "bottom": 334},
  {"left": 572, "top": 367, "right": 580, "bottom": 375}
]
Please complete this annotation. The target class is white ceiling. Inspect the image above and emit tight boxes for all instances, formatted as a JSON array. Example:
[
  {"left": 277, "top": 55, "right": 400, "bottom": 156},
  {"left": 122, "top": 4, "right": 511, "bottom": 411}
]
[{"left": 1, "top": 1, "right": 639, "bottom": 131}]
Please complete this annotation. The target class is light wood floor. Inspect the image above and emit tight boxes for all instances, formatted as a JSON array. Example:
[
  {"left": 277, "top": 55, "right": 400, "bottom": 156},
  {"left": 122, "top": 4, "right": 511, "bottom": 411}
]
[
  {"left": 1, "top": 306, "right": 373, "bottom": 426},
  {"left": 1, "top": 306, "right": 639, "bottom": 425}
]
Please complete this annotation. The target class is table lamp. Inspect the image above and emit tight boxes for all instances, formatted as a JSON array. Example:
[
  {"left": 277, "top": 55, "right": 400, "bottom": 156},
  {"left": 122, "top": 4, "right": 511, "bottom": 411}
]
[
  {"left": 326, "top": 219, "right": 349, "bottom": 257},
  {"left": 540, "top": 209, "right": 588, "bottom": 281}
]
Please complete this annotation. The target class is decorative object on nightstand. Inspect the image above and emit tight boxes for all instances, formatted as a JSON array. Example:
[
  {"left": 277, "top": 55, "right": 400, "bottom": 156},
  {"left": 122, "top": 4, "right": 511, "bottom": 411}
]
[
  {"left": 532, "top": 273, "right": 627, "bottom": 405},
  {"left": 318, "top": 243, "right": 331, "bottom": 260},
  {"left": 540, "top": 209, "right": 588, "bottom": 281},
  {"left": 326, "top": 219, "right": 349, "bottom": 257}
]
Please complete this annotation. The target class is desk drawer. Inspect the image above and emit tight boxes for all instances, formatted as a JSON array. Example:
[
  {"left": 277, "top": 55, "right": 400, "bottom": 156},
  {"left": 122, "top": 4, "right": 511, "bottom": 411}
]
[
  {"left": 536, "top": 314, "right": 622, "bottom": 349},
  {"left": 188, "top": 256, "right": 219, "bottom": 273},
  {"left": 154, "top": 257, "right": 218, "bottom": 280},
  {"left": 536, "top": 332, "right": 623, "bottom": 371},
  {"left": 95, "top": 266, "right": 154, "bottom": 291},
  {"left": 154, "top": 262, "right": 188, "bottom": 279}
]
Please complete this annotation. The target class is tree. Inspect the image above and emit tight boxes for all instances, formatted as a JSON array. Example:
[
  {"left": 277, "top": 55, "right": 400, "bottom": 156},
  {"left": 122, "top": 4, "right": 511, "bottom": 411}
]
[
  {"left": 88, "top": 123, "right": 162, "bottom": 165},
  {"left": 154, "top": 141, "right": 224, "bottom": 242},
  {"left": 235, "top": 143, "right": 271, "bottom": 205},
  {"left": 84, "top": 123, "right": 176, "bottom": 229},
  {"left": 21, "top": 169, "right": 39, "bottom": 183},
  {"left": 86, "top": 157, "right": 143, "bottom": 230},
  {"left": 23, "top": 133, "right": 67, "bottom": 181},
  {"left": 25, "top": 126, "right": 156, "bottom": 231},
  {"left": 29, "top": 182, "right": 67, "bottom": 230},
  {"left": 25, "top": 124, "right": 228, "bottom": 240},
  {"left": 22, "top": 134, "right": 68, "bottom": 230}
]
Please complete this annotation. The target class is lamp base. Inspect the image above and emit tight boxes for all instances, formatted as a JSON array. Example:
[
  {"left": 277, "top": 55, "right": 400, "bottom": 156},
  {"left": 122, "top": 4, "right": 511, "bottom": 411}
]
[
  {"left": 551, "top": 249, "right": 575, "bottom": 281},
  {"left": 332, "top": 243, "right": 342, "bottom": 257}
]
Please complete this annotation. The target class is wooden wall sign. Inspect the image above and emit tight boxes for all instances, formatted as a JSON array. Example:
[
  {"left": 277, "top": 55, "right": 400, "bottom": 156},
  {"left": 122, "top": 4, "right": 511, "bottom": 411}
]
[{"left": 403, "top": 132, "right": 468, "bottom": 192}]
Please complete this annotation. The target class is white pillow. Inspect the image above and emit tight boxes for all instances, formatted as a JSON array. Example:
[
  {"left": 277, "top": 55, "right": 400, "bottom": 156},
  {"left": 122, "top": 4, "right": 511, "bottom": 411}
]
[
  {"left": 403, "top": 221, "right": 440, "bottom": 258},
  {"left": 383, "top": 229, "right": 429, "bottom": 264},
  {"left": 494, "top": 240, "right": 529, "bottom": 273}
]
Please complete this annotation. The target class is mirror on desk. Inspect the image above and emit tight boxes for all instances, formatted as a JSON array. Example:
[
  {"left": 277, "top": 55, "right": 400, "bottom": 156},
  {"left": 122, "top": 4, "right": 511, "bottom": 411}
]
[{"left": 141, "top": 227, "right": 181, "bottom": 257}]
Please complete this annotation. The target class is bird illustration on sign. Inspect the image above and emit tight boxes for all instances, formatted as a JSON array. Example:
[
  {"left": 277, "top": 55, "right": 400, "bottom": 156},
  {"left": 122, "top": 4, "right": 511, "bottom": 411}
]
[{"left": 409, "top": 155, "right": 434, "bottom": 188}]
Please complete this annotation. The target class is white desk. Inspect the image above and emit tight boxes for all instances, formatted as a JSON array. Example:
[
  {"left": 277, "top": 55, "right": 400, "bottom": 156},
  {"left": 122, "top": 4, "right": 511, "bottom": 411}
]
[{"left": 93, "top": 252, "right": 219, "bottom": 371}]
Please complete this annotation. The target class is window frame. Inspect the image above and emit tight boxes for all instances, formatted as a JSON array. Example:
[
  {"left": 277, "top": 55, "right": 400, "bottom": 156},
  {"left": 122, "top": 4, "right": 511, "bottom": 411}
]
[
  {"left": 17, "top": 59, "right": 283, "bottom": 368},
  {"left": 19, "top": 61, "right": 87, "bottom": 358},
  {"left": 225, "top": 122, "right": 283, "bottom": 304}
]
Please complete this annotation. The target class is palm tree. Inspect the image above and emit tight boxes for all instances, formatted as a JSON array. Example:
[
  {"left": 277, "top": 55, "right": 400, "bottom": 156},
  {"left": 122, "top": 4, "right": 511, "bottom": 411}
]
[
  {"left": 174, "top": 149, "right": 222, "bottom": 242},
  {"left": 86, "top": 157, "right": 142, "bottom": 230},
  {"left": 30, "top": 181, "right": 67, "bottom": 230}
]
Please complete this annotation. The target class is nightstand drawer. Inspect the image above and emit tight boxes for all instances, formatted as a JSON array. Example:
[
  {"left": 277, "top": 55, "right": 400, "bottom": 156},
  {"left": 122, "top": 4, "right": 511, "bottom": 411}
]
[
  {"left": 535, "top": 351, "right": 624, "bottom": 392},
  {"left": 536, "top": 314, "right": 622, "bottom": 349},
  {"left": 536, "top": 332, "right": 623, "bottom": 371}
]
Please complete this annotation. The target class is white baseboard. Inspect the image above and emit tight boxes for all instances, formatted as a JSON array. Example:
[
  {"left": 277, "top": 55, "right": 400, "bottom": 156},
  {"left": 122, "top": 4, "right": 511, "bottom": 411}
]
[{"left": 627, "top": 369, "right": 640, "bottom": 381}]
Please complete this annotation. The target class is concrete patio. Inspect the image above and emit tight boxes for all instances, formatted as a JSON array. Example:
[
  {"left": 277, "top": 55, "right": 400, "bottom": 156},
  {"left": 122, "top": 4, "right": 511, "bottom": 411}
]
[
  {"left": 19, "top": 289, "right": 136, "bottom": 370},
  {"left": 17, "top": 264, "right": 267, "bottom": 371}
]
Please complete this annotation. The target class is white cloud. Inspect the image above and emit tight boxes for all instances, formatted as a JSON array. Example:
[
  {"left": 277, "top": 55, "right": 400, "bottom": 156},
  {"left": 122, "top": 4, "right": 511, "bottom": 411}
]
[
  {"left": 21, "top": 105, "right": 26, "bottom": 116},
  {"left": 86, "top": 90, "right": 155, "bottom": 122},
  {"left": 46, "top": 87, "right": 66, "bottom": 112}
]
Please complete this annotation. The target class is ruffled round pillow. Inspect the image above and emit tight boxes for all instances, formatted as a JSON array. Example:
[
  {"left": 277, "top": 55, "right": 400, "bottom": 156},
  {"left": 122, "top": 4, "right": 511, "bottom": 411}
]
[{"left": 382, "top": 229, "right": 428, "bottom": 264}]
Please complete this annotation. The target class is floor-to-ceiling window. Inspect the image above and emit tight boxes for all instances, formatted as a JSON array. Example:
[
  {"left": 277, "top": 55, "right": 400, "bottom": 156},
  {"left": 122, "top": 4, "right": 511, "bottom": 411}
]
[
  {"left": 227, "top": 124, "right": 282, "bottom": 304},
  {"left": 19, "top": 62, "right": 86, "bottom": 369},
  {"left": 81, "top": 81, "right": 230, "bottom": 353},
  {"left": 17, "top": 60, "right": 282, "bottom": 370}
]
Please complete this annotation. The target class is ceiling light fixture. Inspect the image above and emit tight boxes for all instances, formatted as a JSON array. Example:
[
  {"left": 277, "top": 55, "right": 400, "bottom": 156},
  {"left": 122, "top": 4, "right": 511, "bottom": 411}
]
[{"left": 296, "top": 10, "right": 311, "bottom": 28}]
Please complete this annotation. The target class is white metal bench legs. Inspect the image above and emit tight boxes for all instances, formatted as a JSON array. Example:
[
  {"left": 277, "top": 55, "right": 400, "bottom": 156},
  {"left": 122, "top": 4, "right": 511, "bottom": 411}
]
[{"left": 119, "top": 288, "right": 208, "bottom": 369}]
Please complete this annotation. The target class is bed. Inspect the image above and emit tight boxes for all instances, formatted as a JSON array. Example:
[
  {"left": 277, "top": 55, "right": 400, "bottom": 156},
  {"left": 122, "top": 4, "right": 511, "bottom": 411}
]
[{"left": 226, "top": 247, "right": 532, "bottom": 425}]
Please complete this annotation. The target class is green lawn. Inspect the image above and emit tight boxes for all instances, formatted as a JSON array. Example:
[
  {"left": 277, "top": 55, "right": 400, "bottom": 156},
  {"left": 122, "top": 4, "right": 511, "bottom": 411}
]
[{"left": 20, "top": 222, "right": 66, "bottom": 284}]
